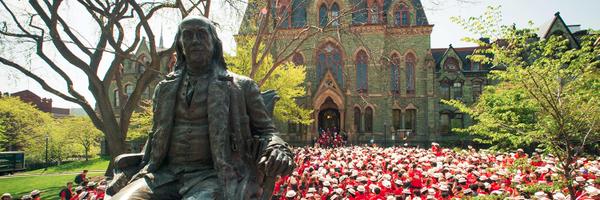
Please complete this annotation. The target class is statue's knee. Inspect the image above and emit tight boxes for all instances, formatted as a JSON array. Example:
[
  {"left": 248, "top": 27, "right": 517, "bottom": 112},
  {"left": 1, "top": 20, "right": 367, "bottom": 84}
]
[{"left": 111, "top": 178, "right": 153, "bottom": 200}]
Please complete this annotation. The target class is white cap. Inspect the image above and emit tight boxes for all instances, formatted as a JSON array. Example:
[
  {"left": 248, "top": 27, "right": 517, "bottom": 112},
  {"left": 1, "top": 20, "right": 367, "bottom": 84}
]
[{"left": 286, "top": 190, "right": 297, "bottom": 198}]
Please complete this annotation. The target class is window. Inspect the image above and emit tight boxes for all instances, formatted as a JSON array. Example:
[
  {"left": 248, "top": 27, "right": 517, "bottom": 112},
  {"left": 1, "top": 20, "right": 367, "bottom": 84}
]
[
  {"left": 317, "top": 42, "right": 344, "bottom": 86},
  {"left": 444, "top": 57, "right": 459, "bottom": 71},
  {"left": 451, "top": 113, "right": 464, "bottom": 130},
  {"left": 291, "top": 0, "right": 307, "bottom": 28},
  {"left": 354, "top": 107, "right": 362, "bottom": 132},
  {"left": 136, "top": 55, "right": 147, "bottom": 74},
  {"left": 440, "top": 113, "right": 450, "bottom": 134},
  {"left": 125, "top": 84, "right": 134, "bottom": 97},
  {"left": 453, "top": 81, "right": 463, "bottom": 100},
  {"left": 405, "top": 53, "right": 416, "bottom": 95},
  {"left": 352, "top": 0, "right": 368, "bottom": 25},
  {"left": 472, "top": 62, "right": 480, "bottom": 71},
  {"left": 369, "top": 4, "right": 379, "bottom": 24},
  {"left": 390, "top": 54, "right": 400, "bottom": 93},
  {"left": 292, "top": 53, "right": 304, "bottom": 65},
  {"left": 278, "top": 1, "right": 290, "bottom": 28},
  {"left": 472, "top": 80, "right": 483, "bottom": 101},
  {"left": 392, "top": 109, "right": 401, "bottom": 130},
  {"left": 395, "top": 4, "right": 410, "bottom": 26},
  {"left": 440, "top": 80, "right": 450, "bottom": 100},
  {"left": 113, "top": 90, "right": 119, "bottom": 107},
  {"left": 356, "top": 50, "right": 368, "bottom": 92},
  {"left": 405, "top": 109, "right": 416, "bottom": 131},
  {"left": 319, "top": 4, "right": 328, "bottom": 27},
  {"left": 365, "top": 107, "right": 373, "bottom": 132},
  {"left": 331, "top": 3, "right": 340, "bottom": 27}
]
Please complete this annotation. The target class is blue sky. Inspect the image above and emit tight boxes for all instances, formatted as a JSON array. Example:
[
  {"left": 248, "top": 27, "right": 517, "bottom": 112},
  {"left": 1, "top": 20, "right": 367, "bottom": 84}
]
[{"left": 1, "top": 0, "right": 599, "bottom": 108}]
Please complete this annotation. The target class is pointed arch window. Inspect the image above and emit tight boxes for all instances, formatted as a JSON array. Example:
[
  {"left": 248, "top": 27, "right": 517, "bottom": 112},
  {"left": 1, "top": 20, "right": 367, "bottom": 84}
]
[
  {"left": 404, "top": 109, "right": 416, "bottom": 130},
  {"left": 394, "top": 4, "right": 410, "bottom": 26},
  {"left": 125, "top": 84, "right": 134, "bottom": 99},
  {"left": 317, "top": 42, "right": 344, "bottom": 86},
  {"left": 369, "top": 3, "right": 380, "bottom": 24},
  {"left": 352, "top": 0, "right": 368, "bottom": 25},
  {"left": 356, "top": 50, "right": 368, "bottom": 92},
  {"left": 276, "top": 0, "right": 290, "bottom": 28},
  {"left": 405, "top": 53, "right": 416, "bottom": 95},
  {"left": 365, "top": 107, "right": 373, "bottom": 132},
  {"left": 354, "top": 107, "right": 362, "bottom": 133},
  {"left": 291, "top": 0, "right": 307, "bottom": 27},
  {"left": 292, "top": 53, "right": 304, "bottom": 65},
  {"left": 319, "top": 4, "right": 328, "bottom": 27},
  {"left": 392, "top": 109, "right": 401, "bottom": 130},
  {"left": 390, "top": 53, "right": 400, "bottom": 93},
  {"left": 113, "top": 89, "right": 120, "bottom": 107},
  {"left": 331, "top": 3, "right": 340, "bottom": 27}
]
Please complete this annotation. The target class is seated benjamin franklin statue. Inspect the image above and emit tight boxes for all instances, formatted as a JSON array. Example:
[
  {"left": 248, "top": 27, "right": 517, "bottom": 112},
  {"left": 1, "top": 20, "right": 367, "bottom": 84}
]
[{"left": 108, "top": 16, "right": 295, "bottom": 200}]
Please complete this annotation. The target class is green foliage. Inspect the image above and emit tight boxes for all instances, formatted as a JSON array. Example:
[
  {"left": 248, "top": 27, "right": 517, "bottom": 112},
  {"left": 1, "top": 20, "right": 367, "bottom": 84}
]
[
  {"left": 127, "top": 101, "right": 153, "bottom": 142},
  {"left": 226, "top": 36, "right": 313, "bottom": 125},
  {"left": 447, "top": 6, "right": 600, "bottom": 156},
  {"left": 0, "top": 97, "right": 54, "bottom": 154},
  {"left": 58, "top": 117, "right": 103, "bottom": 161}
]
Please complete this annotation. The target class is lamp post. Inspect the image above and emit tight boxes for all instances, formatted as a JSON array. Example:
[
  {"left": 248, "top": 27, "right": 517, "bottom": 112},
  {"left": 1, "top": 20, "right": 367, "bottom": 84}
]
[{"left": 45, "top": 133, "right": 49, "bottom": 170}]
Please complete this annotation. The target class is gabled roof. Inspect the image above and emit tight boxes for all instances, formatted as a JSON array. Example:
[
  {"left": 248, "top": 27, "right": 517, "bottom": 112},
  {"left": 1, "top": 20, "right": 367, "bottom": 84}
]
[
  {"left": 431, "top": 45, "right": 490, "bottom": 72},
  {"left": 537, "top": 12, "right": 580, "bottom": 48}
]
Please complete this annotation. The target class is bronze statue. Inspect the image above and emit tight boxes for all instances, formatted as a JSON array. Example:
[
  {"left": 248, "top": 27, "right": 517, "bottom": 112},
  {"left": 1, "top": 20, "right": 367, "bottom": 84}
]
[{"left": 108, "top": 16, "right": 295, "bottom": 199}]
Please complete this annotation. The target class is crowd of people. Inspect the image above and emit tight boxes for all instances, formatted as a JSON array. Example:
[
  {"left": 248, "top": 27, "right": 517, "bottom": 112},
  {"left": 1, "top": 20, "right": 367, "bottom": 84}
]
[
  {"left": 315, "top": 128, "right": 348, "bottom": 148},
  {"left": 1, "top": 170, "right": 106, "bottom": 200},
  {"left": 272, "top": 144, "right": 600, "bottom": 200}
]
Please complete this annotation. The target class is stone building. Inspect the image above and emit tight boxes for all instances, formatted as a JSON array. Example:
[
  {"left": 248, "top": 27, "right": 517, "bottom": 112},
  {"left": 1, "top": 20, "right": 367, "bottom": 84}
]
[{"left": 109, "top": 1, "right": 589, "bottom": 146}]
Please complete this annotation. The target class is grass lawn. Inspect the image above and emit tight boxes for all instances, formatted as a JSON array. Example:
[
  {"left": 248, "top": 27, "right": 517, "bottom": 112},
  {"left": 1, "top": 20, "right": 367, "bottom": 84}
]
[
  {"left": 22, "top": 157, "right": 110, "bottom": 175},
  {"left": 0, "top": 157, "right": 110, "bottom": 200}
]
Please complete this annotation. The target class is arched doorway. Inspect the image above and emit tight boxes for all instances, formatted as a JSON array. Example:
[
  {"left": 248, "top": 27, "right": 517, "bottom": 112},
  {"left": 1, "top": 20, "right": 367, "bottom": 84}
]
[{"left": 318, "top": 109, "right": 340, "bottom": 131}]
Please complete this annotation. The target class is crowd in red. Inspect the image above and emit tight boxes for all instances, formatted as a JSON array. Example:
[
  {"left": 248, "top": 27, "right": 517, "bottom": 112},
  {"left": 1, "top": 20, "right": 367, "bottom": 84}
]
[
  {"left": 315, "top": 128, "right": 347, "bottom": 148},
  {"left": 273, "top": 144, "right": 600, "bottom": 200}
]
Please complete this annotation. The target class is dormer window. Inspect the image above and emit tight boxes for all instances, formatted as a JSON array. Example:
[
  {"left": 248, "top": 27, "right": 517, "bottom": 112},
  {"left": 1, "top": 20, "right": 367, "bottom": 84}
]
[{"left": 444, "top": 57, "right": 459, "bottom": 71}]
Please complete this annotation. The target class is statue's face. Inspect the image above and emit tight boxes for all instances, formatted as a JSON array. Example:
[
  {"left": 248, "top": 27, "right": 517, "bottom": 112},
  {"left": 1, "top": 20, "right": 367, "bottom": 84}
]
[{"left": 179, "top": 19, "right": 214, "bottom": 68}]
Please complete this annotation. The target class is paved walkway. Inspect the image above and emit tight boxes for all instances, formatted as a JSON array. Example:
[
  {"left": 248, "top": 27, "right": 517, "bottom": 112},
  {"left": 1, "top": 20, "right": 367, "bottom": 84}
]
[{"left": 0, "top": 170, "right": 105, "bottom": 179}]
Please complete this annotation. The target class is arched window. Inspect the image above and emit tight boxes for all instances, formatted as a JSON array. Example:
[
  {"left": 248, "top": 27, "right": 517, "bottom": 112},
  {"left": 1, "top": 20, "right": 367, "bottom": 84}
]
[
  {"left": 355, "top": 50, "right": 368, "bottom": 92},
  {"left": 365, "top": 107, "right": 373, "bottom": 132},
  {"left": 444, "top": 57, "right": 459, "bottom": 71},
  {"left": 354, "top": 107, "right": 362, "bottom": 133},
  {"left": 292, "top": 53, "right": 304, "bottom": 65},
  {"left": 113, "top": 89, "right": 119, "bottom": 107},
  {"left": 472, "top": 80, "right": 483, "bottom": 100},
  {"left": 392, "top": 109, "right": 401, "bottom": 130},
  {"left": 317, "top": 42, "right": 344, "bottom": 86},
  {"left": 125, "top": 84, "right": 134, "bottom": 98},
  {"left": 319, "top": 4, "right": 328, "bottom": 27},
  {"left": 277, "top": 0, "right": 290, "bottom": 28},
  {"left": 395, "top": 4, "right": 410, "bottom": 26},
  {"left": 331, "top": 3, "right": 340, "bottom": 27},
  {"left": 405, "top": 53, "right": 416, "bottom": 95},
  {"left": 390, "top": 53, "right": 400, "bottom": 93},
  {"left": 369, "top": 3, "right": 380, "bottom": 24},
  {"left": 404, "top": 109, "right": 416, "bottom": 131},
  {"left": 352, "top": 0, "right": 368, "bottom": 25},
  {"left": 291, "top": 0, "right": 307, "bottom": 28}
]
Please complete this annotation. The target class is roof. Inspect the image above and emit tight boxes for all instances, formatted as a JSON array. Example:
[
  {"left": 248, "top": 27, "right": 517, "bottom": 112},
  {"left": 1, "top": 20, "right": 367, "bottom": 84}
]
[{"left": 431, "top": 45, "right": 492, "bottom": 72}]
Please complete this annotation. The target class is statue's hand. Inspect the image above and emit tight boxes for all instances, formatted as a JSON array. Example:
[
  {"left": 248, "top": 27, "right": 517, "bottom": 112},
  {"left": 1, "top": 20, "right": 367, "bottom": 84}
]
[{"left": 258, "top": 148, "right": 295, "bottom": 177}]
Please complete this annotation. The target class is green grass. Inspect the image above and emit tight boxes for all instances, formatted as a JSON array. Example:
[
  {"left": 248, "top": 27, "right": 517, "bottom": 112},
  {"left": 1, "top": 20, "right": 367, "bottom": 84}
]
[
  {"left": 22, "top": 157, "right": 110, "bottom": 175},
  {"left": 0, "top": 157, "right": 110, "bottom": 200},
  {"left": 0, "top": 173, "right": 105, "bottom": 200}
]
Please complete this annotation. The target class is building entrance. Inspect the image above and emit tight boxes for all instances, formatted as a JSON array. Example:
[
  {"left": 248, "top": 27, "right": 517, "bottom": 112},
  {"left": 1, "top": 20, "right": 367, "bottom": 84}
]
[{"left": 318, "top": 109, "right": 340, "bottom": 132}]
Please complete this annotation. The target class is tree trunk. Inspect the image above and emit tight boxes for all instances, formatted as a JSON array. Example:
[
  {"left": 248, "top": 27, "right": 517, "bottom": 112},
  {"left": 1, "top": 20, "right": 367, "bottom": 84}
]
[{"left": 85, "top": 147, "right": 89, "bottom": 161}]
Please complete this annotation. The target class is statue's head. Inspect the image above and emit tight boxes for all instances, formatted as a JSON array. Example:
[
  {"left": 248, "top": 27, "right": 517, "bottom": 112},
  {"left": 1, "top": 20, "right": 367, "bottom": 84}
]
[{"left": 174, "top": 16, "right": 226, "bottom": 71}]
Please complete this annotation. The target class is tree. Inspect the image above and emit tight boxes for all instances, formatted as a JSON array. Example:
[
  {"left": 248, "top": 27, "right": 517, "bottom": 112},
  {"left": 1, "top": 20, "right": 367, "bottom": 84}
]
[
  {"left": 0, "top": 1, "right": 204, "bottom": 164},
  {"left": 127, "top": 101, "right": 153, "bottom": 142},
  {"left": 0, "top": 97, "right": 53, "bottom": 152},
  {"left": 447, "top": 6, "right": 600, "bottom": 199},
  {"left": 226, "top": 36, "right": 312, "bottom": 124},
  {"left": 60, "top": 117, "right": 104, "bottom": 161}
]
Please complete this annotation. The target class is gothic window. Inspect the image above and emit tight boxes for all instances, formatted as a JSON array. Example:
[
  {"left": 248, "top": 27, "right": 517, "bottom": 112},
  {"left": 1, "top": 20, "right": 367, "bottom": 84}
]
[
  {"left": 404, "top": 109, "right": 416, "bottom": 130},
  {"left": 291, "top": 0, "right": 307, "bottom": 28},
  {"left": 472, "top": 80, "right": 483, "bottom": 101},
  {"left": 369, "top": 3, "right": 380, "bottom": 24},
  {"left": 277, "top": 0, "right": 290, "bottom": 28},
  {"left": 390, "top": 54, "right": 400, "bottom": 93},
  {"left": 395, "top": 4, "right": 410, "bottom": 26},
  {"left": 444, "top": 57, "right": 459, "bottom": 71},
  {"left": 319, "top": 4, "right": 328, "bottom": 27},
  {"left": 365, "top": 107, "right": 373, "bottom": 132},
  {"left": 125, "top": 84, "right": 134, "bottom": 98},
  {"left": 136, "top": 55, "right": 147, "bottom": 74},
  {"left": 352, "top": 0, "right": 368, "bottom": 25},
  {"left": 113, "top": 89, "right": 119, "bottom": 107},
  {"left": 439, "top": 112, "right": 450, "bottom": 134},
  {"left": 405, "top": 53, "right": 416, "bottom": 95},
  {"left": 440, "top": 80, "right": 451, "bottom": 100},
  {"left": 392, "top": 109, "right": 401, "bottom": 130},
  {"left": 292, "top": 53, "right": 304, "bottom": 65},
  {"left": 354, "top": 107, "right": 362, "bottom": 133},
  {"left": 453, "top": 81, "right": 463, "bottom": 100},
  {"left": 355, "top": 50, "right": 368, "bottom": 92},
  {"left": 331, "top": 3, "right": 340, "bottom": 27},
  {"left": 317, "top": 42, "right": 344, "bottom": 86}
]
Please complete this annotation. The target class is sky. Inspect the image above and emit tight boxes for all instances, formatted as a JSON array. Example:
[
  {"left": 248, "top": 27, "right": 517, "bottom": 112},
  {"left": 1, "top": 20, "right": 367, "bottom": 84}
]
[{"left": 0, "top": 0, "right": 599, "bottom": 109}]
